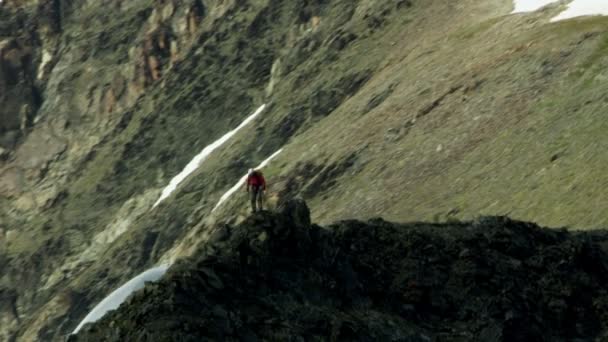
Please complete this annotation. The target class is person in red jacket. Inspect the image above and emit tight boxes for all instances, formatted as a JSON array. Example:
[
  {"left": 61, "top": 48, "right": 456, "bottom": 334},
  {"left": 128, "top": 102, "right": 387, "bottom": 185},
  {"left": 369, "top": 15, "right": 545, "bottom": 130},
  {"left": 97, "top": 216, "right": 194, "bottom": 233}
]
[{"left": 246, "top": 168, "right": 266, "bottom": 212}]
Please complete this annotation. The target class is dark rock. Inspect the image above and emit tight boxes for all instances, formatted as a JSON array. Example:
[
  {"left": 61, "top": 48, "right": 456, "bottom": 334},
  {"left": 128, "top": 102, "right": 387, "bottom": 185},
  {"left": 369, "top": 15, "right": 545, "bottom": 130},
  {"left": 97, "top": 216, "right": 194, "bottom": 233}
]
[
  {"left": 325, "top": 29, "right": 358, "bottom": 51},
  {"left": 208, "top": 225, "right": 230, "bottom": 244},
  {"left": 364, "top": 83, "right": 397, "bottom": 114},
  {"left": 278, "top": 198, "right": 311, "bottom": 230},
  {"left": 71, "top": 205, "right": 608, "bottom": 342}
]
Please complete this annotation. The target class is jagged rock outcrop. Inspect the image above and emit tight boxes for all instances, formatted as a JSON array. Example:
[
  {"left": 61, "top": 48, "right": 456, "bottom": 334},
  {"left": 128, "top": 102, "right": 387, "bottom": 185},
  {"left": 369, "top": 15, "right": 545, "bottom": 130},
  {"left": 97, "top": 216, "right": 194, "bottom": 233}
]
[
  {"left": 0, "top": 37, "right": 37, "bottom": 148},
  {"left": 71, "top": 200, "right": 608, "bottom": 341},
  {"left": 0, "top": 0, "right": 63, "bottom": 145}
]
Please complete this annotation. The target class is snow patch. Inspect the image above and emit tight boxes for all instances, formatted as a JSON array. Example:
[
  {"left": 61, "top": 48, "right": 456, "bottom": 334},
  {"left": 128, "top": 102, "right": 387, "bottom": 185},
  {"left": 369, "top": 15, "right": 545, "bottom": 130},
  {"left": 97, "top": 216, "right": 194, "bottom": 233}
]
[
  {"left": 71, "top": 265, "right": 169, "bottom": 335},
  {"left": 551, "top": 0, "right": 608, "bottom": 21},
  {"left": 153, "top": 104, "right": 267, "bottom": 207},
  {"left": 512, "top": 0, "right": 558, "bottom": 13},
  {"left": 513, "top": 0, "right": 608, "bottom": 21},
  {"left": 212, "top": 149, "right": 283, "bottom": 212},
  {"left": 37, "top": 49, "right": 53, "bottom": 80}
]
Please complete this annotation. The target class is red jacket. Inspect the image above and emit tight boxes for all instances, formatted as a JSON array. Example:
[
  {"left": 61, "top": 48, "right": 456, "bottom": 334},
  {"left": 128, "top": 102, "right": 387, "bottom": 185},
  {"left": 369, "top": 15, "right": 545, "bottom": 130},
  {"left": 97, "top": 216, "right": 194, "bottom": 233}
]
[{"left": 247, "top": 172, "right": 266, "bottom": 189}]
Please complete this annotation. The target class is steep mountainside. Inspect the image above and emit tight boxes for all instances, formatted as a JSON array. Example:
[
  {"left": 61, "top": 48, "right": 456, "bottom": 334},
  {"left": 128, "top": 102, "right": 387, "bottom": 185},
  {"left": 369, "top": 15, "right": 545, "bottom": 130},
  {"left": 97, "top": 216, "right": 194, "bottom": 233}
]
[{"left": 1, "top": 0, "right": 608, "bottom": 340}]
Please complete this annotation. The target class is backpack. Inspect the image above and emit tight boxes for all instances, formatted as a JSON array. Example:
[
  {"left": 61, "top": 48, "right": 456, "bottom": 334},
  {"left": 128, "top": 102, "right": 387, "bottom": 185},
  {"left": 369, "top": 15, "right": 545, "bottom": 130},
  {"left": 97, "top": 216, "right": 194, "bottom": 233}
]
[{"left": 249, "top": 171, "right": 264, "bottom": 185}]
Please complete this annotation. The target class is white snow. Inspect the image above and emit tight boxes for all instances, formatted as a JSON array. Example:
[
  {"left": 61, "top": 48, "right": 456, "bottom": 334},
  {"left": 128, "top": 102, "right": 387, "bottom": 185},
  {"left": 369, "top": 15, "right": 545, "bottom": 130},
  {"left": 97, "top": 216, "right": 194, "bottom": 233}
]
[
  {"left": 37, "top": 49, "right": 53, "bottom": 79},
  {"left": 212, "top": 149, "right": 283, "bottom": 212},
  {"left": 153, "top": 104, "right": 267, "bottom": 207},
  {"left": 513, "top": 0, "right": 608, "bottom": 21},
  {"left": 512, "top": 0, "right": 558, "bottom": 13},
  {"left": 551, "top": 0, "right": 608, "bottom": 21},
  {"left": 71, "top": 265, "right": 169, "bottom": 335}
]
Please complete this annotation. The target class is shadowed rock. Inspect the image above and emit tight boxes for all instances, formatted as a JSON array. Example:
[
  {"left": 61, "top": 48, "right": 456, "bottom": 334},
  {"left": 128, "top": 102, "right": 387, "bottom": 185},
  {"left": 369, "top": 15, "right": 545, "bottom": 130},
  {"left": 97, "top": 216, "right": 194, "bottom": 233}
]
[{"left": 70, "top": 202, "right": 608, "bottom": 342}]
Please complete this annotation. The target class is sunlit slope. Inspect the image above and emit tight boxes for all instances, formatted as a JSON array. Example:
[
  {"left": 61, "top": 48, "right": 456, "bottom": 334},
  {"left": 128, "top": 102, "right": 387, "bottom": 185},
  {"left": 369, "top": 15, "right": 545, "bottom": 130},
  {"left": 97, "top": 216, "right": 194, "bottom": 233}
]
[{"left": 265, "top": 11, "right": 608, "bottom": 229}]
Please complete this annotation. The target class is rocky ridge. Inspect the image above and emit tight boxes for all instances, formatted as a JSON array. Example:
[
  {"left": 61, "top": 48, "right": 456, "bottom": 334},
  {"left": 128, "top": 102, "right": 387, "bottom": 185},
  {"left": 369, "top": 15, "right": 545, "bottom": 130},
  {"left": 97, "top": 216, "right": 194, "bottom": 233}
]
[{"left": 71, "top": 200, "right": 608, "bottom": 341}]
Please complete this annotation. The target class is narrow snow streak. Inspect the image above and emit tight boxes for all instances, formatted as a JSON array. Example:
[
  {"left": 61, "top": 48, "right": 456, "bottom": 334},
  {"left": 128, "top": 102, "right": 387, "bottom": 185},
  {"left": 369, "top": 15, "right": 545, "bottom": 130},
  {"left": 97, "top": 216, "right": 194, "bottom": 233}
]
[
  {"left": 153, "top": 104, "right": 267, "bottom": 207},
  {"left": 71, "top": 265, "right": 169, "bottom": 335},
  {"left": 212, "top": 149, "right": 283, "bottom": 212}
]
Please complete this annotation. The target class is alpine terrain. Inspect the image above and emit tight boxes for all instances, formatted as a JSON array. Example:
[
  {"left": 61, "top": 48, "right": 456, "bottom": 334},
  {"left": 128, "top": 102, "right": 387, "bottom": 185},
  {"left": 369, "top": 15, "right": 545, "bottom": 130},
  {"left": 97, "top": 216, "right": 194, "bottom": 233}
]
[{"left": 2, "top": 0, "right": 608, "bottom": 341}]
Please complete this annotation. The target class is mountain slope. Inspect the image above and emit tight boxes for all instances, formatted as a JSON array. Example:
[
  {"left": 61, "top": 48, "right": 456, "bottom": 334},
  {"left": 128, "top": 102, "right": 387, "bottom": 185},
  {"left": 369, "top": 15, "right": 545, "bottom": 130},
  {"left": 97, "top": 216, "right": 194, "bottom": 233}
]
[{"left": 2, "top": 0, "right": 608, "bottom": 340}]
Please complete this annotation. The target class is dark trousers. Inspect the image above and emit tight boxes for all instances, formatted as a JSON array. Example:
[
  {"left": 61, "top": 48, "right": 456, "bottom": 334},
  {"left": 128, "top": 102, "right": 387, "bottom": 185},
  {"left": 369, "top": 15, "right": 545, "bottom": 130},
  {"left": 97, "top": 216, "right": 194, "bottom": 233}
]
[{"left": 250, "top": 186, "right": 264, "bottom": 212}]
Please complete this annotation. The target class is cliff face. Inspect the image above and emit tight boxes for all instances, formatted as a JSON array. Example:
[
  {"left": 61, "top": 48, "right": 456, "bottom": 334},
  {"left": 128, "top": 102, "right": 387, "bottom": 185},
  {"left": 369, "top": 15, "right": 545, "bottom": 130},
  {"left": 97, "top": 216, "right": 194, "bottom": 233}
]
[
  {"left": 1, "top": 0, "right": 608, "bottom": 340},
  {"left": 0, "top": 0, "right": 56, "bottom": 150}
]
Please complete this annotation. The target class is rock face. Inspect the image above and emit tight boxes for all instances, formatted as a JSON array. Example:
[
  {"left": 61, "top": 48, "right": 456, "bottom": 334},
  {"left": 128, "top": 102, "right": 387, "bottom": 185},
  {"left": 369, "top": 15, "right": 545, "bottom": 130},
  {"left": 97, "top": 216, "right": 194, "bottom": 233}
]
[
  {"left": 0, "top": 0, "right": 63, "bottom": 146},
  {"left": 71, "top": 201, "right": 608, "bottom": 341},
  {"left": 0, "top": 13, "right": 39, "bottom": 149}
]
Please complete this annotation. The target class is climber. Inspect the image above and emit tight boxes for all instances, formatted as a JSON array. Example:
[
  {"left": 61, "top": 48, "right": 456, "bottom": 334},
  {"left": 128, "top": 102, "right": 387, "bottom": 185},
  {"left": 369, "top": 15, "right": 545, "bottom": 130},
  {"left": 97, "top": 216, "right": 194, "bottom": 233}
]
[{"left": 246, "top": 168, "right": 266, "bottom": 212}]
